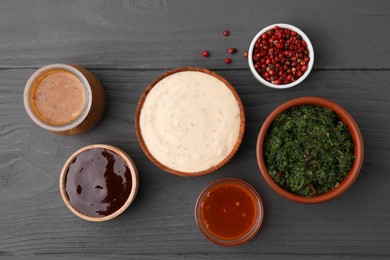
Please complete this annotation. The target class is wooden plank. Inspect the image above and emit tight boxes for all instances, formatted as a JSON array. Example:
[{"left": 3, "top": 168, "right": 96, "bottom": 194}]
[
  {"left": 0, "top": 0, "right": 390, "bottom": 69},
  {"left": 0, "top": 68, "right": 389, "bottom": 258}
]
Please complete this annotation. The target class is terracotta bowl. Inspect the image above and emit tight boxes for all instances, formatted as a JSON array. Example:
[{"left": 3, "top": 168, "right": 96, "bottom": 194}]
[
  {"left": 256, "top": 97, "right": 364, "bottom": 204},
  {"left": 60, "top": 144, "right": 139, "bottom": 221},
  {"left": 135, "top": 67, "right": 245, "bottom": 177}
]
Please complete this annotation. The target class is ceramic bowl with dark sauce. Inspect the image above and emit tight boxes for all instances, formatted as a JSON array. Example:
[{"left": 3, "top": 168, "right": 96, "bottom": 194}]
[{"left": 60, "top": 144, "right": 139, "bottom": 221}]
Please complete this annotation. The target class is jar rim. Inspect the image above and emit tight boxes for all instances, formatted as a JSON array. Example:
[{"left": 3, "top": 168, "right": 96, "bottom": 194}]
[{"left": 23, "top": 64, "right": 92, "bottom": 132}]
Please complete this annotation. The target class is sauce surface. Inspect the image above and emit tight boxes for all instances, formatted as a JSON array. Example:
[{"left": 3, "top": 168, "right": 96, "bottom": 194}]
[
  {"left": 65, "top": 148, "right": 132, "bottom": 217},
  {"left": 264, "top": 105, "right": 355, "bottom": 197},
  {"left": 140, "top": 71, "right": 241, "bottom": 173},
  {"left": 200, "top": 182, "right": 257, "bottom": 240},
  {"left": 32, "top": 69, "right": 86, "bottom": 126}
]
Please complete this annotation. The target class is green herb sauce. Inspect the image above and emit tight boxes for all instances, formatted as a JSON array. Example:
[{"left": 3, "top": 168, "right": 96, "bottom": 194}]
[{"left": 264, "top": 105, "right": 355, "bottom": 197}]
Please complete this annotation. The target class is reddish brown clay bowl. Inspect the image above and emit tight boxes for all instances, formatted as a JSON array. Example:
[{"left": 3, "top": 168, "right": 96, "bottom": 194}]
[{"left": 256, "top": 97, "right": 364, "bottom": 204}]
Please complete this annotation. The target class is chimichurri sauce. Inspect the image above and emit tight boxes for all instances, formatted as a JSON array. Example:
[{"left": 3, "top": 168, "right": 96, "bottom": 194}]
[{"left": 264, "top": 105, "right": 355, "bottom": 197}]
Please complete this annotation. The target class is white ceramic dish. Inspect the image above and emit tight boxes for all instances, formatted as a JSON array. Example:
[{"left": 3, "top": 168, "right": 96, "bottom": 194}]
[{"left": 248, "top": 23, "right": 314, "bottom": 89}]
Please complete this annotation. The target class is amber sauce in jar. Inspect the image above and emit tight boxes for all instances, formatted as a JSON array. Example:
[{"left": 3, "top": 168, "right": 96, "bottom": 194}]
[
  {"left": 64, "top": 148, "right": 132, "bottom": 217},
  {"left": 24, "top": 64, "right": 106, "bottom": 135},
  {"left": 31, "top": 69, "right": 87, "bottom": 126},
  {"left": 195, "top": 178, "right": 263, "bottom": 246},
  {"left": 201, "top": 183, "right": 256, "bottom": 239}
]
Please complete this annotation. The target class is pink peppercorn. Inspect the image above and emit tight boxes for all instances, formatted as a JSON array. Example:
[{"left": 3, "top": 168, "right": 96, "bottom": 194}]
[{"left": 252, "top": 26, "right": 310, "bottom": 85}]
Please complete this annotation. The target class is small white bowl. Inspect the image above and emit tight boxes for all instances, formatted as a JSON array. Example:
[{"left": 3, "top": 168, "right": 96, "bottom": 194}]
[{"left": 248, "top": 23, "right": 314, "bottom": 89}]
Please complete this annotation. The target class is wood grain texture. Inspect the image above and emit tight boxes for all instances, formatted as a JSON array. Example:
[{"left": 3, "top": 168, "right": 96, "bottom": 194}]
[
  {"left": 1, "top": 0, "right": 390, "bottom": 258},
  {"left": 0, "top": 0, "right": 390, "bottom": 69},
  {"left": 0, "top": 68, "right": 389, "bottom": 258}
]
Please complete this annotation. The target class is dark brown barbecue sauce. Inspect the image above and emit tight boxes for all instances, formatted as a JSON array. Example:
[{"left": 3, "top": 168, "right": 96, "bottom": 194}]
[{"left": 64, "top": 148, "right": 132, "bottom": 217}]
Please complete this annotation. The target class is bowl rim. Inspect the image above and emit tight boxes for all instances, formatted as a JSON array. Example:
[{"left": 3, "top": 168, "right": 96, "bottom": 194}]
[
  {"left": 135, "top": 67, "right": 246, "bottom": 177},
  {"left": 59, "top": 144, "right": 139, "bottom": 221},
  {"left": 23, "top": 64, "right": 93, "bottom": 132},
  {"left": 194, "top": 178, "right": 264, "bottom": 246},
  {"left": 248, "top": 23, "right": 315, "bottom": 89},
  {"left": 256, "top": 97, "right": 364, "bottom": 204}
]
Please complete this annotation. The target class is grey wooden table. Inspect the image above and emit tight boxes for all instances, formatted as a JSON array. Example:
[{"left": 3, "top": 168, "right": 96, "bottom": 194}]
[{"left": 1, "top": 0, "right": 389, "bottom": 259}]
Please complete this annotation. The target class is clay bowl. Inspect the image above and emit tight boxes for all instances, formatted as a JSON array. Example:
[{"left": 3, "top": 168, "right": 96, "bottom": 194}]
[
  {"left": 60, "top": 144, "right": 139, "bottom": 221},
  {"left": 135, "top": 67, "right": 245, "bottom": 177},
  {"left": 256, "top": 97, "right": 364, "bottom": 204}
]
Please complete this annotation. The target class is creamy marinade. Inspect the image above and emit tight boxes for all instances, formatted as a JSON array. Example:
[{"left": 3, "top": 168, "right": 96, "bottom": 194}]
[
  {"left": 32, "top": 69, "right": 87, "bottom": 126},
  {"left": 140, "top": 71, "right": 241, "bottom": 173}
]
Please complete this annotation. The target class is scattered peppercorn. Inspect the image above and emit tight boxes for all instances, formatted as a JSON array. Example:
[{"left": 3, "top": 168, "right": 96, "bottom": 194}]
[
  {"left": 223, "top": 30, "right": 230, "bottom": 37},
  {"left": 228, "top": 48, "right": 237, "bottom": 54},
  {"left": 252, "top": 26, "right": 310, "bottom": 85},
  {"left": 243, "top": 51, "right": 248, "bottom": 58},
  {"left": 202, "top": 51, "right": 210, "bottom": 57},
  {"left": 224, "top": 58, "right": 232, "bottom": 64}
]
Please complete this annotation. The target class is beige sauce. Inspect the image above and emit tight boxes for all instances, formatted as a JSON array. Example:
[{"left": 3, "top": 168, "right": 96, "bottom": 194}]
[
  {"left": 140, "top": 71, "right": 241, "bottom": 173},
  {"left": 31, "top": 69, "right": 86, "bottom": 126}
]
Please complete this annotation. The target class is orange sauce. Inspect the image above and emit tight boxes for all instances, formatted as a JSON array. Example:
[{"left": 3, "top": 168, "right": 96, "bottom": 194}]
[
  {"left": 200, "top": 182, "right": 257, "bottom": 240},
  {"left": 31, "top": 69, "right": 86, "bottom": 126}
]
